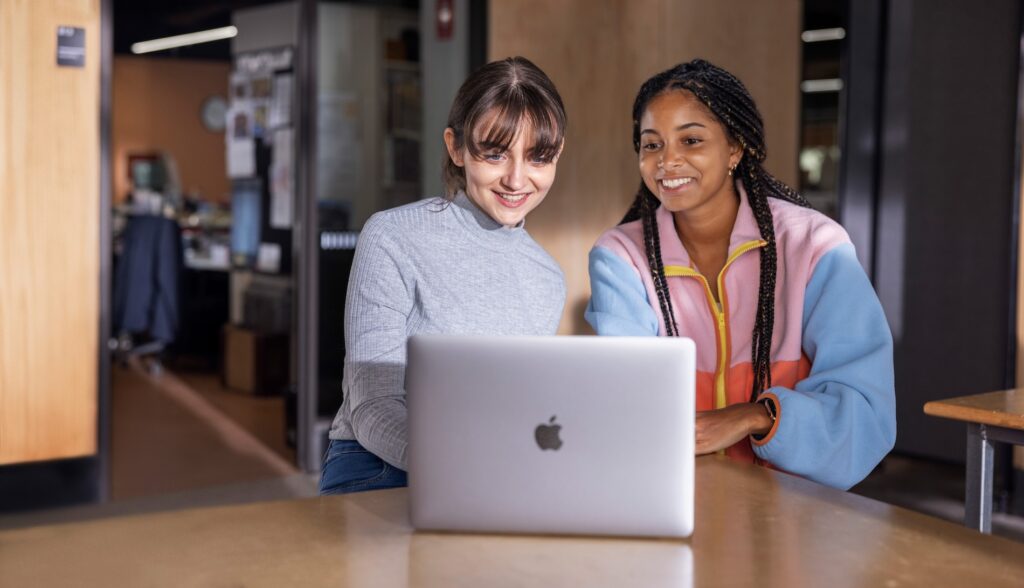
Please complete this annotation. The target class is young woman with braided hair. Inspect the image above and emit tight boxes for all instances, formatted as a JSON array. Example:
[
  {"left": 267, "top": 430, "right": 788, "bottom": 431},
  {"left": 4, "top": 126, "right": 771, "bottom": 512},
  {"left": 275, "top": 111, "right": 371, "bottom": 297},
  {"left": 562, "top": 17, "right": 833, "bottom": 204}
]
[{"left": 586, "top": 60, "right": 895, "bottom": 490}]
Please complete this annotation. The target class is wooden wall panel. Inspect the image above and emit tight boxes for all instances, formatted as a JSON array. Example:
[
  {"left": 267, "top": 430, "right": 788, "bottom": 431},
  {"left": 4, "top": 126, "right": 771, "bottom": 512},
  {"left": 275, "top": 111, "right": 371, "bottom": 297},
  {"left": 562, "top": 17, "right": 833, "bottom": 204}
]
[
  {"left": 489, "top": 0, "right": 801, "bottom": 334},
  {"left": 0, "top": 0, "right": 100, "bottom": 464},
  {"left": 660, "top": 1, "right": 801, "bottom": 187},
  {"left": 112, "top": 57, "right": 230, "bottom": 205}
]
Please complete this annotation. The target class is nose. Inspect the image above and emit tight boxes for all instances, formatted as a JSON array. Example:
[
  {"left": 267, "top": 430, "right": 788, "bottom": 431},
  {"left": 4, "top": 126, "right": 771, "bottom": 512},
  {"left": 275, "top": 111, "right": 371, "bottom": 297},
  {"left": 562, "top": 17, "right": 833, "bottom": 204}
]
[
  {"left": 659, "top": 143, "right": 684, "bottom": 170},
  {"left": 502, "top": 158, "right": 527, "bottom": 191}
]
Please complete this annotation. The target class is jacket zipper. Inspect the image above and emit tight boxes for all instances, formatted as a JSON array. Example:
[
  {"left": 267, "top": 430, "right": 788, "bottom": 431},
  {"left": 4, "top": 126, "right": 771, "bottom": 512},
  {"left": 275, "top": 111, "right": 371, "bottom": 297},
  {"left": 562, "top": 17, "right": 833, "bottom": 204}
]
[{"left": 664, "top": 239, "right": 766, "bottom": 409}]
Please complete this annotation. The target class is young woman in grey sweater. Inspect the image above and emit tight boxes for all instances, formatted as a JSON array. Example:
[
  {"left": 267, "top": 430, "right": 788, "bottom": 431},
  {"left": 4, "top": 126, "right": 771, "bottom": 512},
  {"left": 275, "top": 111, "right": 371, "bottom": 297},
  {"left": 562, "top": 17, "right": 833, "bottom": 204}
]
[{"left": 320, "top": 57, "right": 568, "bottom": 495}]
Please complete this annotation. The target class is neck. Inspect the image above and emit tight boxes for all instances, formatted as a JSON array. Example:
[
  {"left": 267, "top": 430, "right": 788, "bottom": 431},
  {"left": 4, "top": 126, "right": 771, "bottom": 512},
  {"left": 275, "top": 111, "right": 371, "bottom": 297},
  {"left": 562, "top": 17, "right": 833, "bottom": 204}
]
[{"left": 672, "top": 184, "right": 740, "bottom": 258}]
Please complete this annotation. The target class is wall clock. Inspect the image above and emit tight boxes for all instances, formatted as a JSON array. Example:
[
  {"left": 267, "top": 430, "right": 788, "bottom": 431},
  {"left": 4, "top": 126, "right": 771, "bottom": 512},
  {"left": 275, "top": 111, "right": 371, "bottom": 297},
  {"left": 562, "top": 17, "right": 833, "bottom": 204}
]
[{"left": 201, "top": 95, "right": 228, "bottom": 132}]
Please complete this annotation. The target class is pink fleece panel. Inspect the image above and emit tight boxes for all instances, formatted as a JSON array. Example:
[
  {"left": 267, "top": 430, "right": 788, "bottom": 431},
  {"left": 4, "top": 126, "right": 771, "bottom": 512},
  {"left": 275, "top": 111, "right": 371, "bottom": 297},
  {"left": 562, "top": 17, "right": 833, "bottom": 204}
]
[
  {"left": 595, "top": 225, "right": 719, "bottom": 373},
  {"left": 593, "top": 184, "right": 851, "bottom": 371}
]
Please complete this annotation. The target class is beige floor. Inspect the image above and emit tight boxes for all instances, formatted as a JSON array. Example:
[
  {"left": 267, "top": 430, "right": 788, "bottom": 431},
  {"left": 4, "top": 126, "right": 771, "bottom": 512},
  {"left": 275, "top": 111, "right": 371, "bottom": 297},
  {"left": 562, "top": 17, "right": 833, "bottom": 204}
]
[
  {"left": 110, "top": 359, "right": 297, "bottom": 500},
  {"left": 0, "top": 359, "right": 314, "bottom": 530},
  {"left": 175, "top": 370, "right": 296, "bottom": 466}
]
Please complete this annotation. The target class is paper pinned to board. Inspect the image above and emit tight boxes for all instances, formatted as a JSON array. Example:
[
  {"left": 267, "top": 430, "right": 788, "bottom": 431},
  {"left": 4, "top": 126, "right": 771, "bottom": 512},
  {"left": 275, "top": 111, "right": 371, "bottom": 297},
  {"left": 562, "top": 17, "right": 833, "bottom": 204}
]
[
  {"left": 269, "top": 73, "right": 293, "bottom": 129},
  {"left": 270, "top": 127, "right": 293, "bottom": 229},
  {"left": 256, "top": 242, "right": 281, "bottom": 273},
  {"left": 227, "top": 140, "right": 256, "bottom": 179},
  {"left": 226, "top": 102, "right": 256, "bottom": 178}
]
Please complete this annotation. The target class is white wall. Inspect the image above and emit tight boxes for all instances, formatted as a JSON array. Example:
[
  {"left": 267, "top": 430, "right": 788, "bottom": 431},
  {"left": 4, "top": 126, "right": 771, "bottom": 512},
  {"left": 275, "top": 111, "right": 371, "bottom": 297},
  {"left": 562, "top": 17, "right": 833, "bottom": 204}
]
[
  {"left": 317, "top": 2, "right": 379, "bottom": 228},
  {"left": 232, "top": 2, "right": 299, "bottom": 54},
  {"left": 419, "top": 0, "right": 469, "bottom": 198}
]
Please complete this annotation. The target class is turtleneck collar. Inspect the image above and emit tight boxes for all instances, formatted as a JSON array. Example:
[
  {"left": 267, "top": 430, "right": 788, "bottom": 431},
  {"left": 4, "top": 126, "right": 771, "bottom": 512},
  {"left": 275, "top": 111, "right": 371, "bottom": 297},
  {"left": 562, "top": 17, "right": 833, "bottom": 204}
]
[{"left": 448, "top": 191, "right": 529, "bottom": 249}]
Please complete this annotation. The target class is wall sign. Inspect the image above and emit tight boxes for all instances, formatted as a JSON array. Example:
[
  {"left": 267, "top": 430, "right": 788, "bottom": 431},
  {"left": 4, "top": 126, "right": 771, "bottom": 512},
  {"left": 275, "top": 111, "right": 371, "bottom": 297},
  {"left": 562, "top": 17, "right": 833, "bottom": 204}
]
[
  {"left": 436, "top": 0, "right": 454, "bottom": 41},
  {"left": 234, "top": 46, "right": 293, "bottom": 76},
  {"left": 57, "top": 26, "right": 85, "bottom": 68}
]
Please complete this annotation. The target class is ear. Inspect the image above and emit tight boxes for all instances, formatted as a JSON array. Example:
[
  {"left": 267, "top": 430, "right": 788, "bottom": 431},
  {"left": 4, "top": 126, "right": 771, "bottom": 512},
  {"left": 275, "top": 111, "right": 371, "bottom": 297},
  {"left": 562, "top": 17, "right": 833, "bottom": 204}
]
[
  {"left": 728, "top": 140, "right": 743, "bottom": 171},
  {"left": 443, "top": 128, "right": 464, "bottom": 167}
]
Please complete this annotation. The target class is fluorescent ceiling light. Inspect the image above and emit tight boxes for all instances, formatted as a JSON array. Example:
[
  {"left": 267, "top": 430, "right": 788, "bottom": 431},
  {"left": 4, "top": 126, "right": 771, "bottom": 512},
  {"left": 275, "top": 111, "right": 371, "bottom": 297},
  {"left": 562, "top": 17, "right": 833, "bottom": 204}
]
[
  {"left": 801, "top": 79, "right": 844, "bottom": 93},
  {"left": 801, "top": 27, "right": 846, "bottom": 43},
  {"left": 131, "top": 26, "right": 238, "bottom": 54}
]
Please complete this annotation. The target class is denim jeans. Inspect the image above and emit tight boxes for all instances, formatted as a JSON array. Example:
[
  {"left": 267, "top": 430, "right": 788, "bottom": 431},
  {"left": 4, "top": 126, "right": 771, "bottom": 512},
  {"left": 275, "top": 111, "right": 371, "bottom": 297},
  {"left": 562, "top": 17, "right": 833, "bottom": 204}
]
[{"left": 319, "top": 439, "right": 408, "bottom": 495}]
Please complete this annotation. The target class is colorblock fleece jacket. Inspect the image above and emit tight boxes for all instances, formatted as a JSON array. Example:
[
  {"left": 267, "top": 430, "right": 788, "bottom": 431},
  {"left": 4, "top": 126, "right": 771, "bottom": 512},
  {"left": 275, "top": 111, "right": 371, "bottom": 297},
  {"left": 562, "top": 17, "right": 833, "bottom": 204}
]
[{"left": 585, "top": 185, "right": 896, "bottom": 490}]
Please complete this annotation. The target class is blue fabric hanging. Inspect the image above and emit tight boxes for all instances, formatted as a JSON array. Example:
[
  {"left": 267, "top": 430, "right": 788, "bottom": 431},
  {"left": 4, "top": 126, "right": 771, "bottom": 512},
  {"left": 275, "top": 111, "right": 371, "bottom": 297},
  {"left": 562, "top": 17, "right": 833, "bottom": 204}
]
[{"left": 113, "top": 215, "right": 181, "bottom": 344}]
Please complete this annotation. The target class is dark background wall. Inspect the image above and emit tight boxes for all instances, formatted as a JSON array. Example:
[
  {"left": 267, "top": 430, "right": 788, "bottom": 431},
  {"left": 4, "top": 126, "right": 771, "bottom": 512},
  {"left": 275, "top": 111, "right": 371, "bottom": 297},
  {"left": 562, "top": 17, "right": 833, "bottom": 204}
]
[{"left": 873, "top": 0, "right": 1021, "bottom": 462}]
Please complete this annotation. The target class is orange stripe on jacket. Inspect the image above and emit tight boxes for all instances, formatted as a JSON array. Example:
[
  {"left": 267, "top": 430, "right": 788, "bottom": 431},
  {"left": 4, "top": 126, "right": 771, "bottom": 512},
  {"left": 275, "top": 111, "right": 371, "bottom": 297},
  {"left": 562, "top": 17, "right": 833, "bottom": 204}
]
[{"left": 697, "top": 357, "right": 811, "bottom": 463}]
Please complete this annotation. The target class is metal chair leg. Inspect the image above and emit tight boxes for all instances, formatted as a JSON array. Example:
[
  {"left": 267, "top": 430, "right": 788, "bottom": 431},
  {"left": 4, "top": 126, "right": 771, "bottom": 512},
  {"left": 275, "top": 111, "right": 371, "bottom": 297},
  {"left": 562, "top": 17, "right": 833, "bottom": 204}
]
[{"left": 965, "top": 423, "right": 994, "bottom": 533}]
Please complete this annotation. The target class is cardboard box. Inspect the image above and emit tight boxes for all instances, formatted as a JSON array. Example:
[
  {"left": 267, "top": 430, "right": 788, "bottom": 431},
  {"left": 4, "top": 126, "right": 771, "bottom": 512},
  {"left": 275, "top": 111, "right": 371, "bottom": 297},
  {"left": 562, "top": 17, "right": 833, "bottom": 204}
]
[{"left": 222, "top": 324, "right": 289, "bottom": 395}]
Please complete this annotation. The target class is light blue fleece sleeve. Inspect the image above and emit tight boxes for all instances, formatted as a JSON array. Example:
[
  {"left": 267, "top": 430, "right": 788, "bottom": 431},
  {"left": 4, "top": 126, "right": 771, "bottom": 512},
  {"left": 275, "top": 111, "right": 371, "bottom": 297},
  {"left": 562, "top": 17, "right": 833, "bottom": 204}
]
[
  {"left": 752, "top": 243, "right": 896, "bottom": 490},
  {"left": 585, "top": 246, "right": 659, "bottom": 336}
]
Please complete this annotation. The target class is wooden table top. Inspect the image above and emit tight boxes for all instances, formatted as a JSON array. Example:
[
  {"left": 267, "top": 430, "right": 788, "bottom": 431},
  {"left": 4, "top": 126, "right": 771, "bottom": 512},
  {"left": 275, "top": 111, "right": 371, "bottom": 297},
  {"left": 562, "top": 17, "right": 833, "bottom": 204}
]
[
  {"left": 924, "top": 389, "right": 1024, "bottom": 429},
  {"left": 2, "top": 456, "right": 1023, "bottom": 587}
]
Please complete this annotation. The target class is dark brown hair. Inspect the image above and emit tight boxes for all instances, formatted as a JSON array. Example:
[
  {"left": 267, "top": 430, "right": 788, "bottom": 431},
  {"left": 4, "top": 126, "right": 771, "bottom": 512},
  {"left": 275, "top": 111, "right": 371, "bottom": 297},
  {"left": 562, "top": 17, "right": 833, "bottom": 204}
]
[
  {"left": 622, "top": 59, "right": 811, "bottom": 401},
  {"left": 442, "top": 56, "right": 567, "bottom": 199}
]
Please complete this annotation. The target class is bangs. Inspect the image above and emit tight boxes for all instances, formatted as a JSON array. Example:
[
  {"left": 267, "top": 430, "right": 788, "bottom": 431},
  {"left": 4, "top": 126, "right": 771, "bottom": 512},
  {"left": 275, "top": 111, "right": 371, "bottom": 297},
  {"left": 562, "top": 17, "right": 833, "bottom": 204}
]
[{"left": 463, "top": 85, "right": 565, "bottom": 163}]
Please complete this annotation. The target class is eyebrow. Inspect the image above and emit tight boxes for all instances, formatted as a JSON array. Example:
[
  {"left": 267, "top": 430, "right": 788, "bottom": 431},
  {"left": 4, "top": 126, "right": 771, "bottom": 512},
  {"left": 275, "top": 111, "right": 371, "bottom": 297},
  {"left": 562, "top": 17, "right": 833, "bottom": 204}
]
[{"left": 640, "top": 122, "right": 707, "bottom": 135}]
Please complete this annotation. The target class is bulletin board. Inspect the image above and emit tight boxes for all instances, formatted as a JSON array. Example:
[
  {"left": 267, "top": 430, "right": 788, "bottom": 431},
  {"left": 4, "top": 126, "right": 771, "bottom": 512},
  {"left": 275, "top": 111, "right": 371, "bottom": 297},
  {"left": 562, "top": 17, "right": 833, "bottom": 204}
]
[{"left": 227, "top": 45, "right": 295, "bottom": 275}]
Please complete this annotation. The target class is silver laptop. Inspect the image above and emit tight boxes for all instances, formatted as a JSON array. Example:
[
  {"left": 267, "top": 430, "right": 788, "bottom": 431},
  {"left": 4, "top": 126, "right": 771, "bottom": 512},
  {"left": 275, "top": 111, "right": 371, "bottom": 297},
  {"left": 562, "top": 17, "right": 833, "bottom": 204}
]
[{"left": 407, "top": 335, "right": 695, "bottom": 538}]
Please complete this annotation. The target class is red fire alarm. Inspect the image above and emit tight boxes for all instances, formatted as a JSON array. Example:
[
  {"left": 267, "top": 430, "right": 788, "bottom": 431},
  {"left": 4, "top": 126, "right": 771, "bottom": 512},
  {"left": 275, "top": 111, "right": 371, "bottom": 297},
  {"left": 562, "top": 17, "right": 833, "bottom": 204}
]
[{"left": 436, "top": 0, "right": 454, "bottom": 41}]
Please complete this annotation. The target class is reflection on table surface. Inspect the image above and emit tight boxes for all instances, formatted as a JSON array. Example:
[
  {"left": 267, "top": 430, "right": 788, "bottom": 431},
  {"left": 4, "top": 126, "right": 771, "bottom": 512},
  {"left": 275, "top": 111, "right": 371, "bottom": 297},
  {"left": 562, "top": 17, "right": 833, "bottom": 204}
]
[
  {"left": 408, "top": 532, "right": 691, "bottom": 587},
  {"left": 2, "top": 456, "right": 1023, "bottom": 587}
]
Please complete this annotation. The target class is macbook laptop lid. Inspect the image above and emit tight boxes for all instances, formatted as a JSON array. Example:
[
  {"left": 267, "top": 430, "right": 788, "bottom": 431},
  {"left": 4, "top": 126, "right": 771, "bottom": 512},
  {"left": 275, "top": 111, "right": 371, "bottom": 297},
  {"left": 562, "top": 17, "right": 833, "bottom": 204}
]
[{"left": 407, "top": 335, "right": 695, "bottom": 538}]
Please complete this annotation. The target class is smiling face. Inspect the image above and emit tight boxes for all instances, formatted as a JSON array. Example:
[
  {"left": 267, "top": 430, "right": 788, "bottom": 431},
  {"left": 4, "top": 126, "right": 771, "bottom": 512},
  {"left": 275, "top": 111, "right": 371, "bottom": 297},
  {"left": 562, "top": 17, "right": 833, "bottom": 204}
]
[
  {"left": 637, "top": 90, "right": 741, "bottom": 217},
  {"left": 444, "top": 112, "right": 562, "bottom": 227}
]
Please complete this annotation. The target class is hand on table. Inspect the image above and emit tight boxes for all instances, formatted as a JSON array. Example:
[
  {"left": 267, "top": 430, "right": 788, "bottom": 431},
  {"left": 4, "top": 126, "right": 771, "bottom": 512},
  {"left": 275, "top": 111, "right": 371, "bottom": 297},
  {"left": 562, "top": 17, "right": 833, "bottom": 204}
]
[{"left": 695, "top": 402, "right": 773, "bottom": 455}]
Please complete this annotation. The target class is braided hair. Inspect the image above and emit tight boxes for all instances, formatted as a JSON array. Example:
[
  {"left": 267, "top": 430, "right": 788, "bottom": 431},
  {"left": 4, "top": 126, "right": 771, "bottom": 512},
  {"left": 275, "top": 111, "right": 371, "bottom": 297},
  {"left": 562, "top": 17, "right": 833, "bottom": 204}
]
[{"left": 622, "top": 59, "right": 811, "bottom": 401}]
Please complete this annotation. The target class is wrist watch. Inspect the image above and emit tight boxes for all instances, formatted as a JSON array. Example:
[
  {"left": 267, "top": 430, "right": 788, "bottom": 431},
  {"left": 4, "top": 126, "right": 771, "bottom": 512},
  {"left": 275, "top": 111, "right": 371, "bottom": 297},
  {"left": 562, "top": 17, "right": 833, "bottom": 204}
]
[
  {"left": 751, "top": 397, "right": 778, "bottom": 442},
  {"left": 758, "top": 396, "right": 778, "bottom": 426}
]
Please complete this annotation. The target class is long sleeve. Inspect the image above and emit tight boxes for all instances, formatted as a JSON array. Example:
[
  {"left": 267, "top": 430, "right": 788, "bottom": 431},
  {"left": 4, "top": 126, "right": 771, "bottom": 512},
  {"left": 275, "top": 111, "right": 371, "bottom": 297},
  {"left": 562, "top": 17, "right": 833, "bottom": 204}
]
[
  {"left": 342, "top": 214, "right": 414, "bottom": 470},
  {"left": 329, "top": 195, "right": 566, "bottom": 470},
  {"left": 752, "top": 243, "right": 897, "bottom": 490},
  {"left": 585, "top": 246, "right": 659, "bottom": 336}
]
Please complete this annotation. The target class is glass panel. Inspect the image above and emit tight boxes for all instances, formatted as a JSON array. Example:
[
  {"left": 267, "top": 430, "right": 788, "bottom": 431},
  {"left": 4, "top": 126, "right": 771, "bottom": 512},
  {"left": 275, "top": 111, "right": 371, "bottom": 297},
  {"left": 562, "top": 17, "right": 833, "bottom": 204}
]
[
  {"left": 315, "top": 2, "right": 423, "bottom": 422},
  {"left": 800, "top": 1, "right": 845, "bottom": 219}
]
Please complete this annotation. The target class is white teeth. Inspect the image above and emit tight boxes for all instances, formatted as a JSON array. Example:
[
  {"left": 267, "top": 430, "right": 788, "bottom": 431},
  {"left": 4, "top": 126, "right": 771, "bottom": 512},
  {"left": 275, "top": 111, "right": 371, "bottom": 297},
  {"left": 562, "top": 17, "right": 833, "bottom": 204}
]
[
  {"left": 499, "top": 193, "right": 526, "bottom": 202},
  {"left": 661, "top": 177, "right": 693, "bottom": 189}
]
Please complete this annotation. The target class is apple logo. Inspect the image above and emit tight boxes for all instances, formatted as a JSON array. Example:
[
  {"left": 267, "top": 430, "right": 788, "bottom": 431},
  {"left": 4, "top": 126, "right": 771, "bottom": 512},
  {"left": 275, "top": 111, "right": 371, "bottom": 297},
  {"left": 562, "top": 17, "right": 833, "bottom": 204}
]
[{"left": 535, "top": 415, "right": 563, "bottom": 451}]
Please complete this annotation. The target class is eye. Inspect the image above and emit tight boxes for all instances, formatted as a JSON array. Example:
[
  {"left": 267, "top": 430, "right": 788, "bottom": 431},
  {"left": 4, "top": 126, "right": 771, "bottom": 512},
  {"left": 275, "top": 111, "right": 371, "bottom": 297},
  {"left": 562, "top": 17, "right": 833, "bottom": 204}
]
[
  {"left": 642, "top": 141, "right": 662, "bottom": 151},
  {"left": 483, "top": 151, "right": 507, "bottom": 162},
  {"left": 683, "top": 137, "right": 703, "bottom": 146}
]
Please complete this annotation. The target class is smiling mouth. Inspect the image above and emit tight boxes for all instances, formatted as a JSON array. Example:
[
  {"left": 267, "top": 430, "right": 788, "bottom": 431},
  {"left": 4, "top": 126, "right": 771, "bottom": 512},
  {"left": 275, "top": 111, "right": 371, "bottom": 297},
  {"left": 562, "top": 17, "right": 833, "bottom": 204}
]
[
  {"left": 494, "top": 191, "right": 530, "bottom": 208},
  {"left": 659, "top": 177, "right": 695, "bottom": 189}
]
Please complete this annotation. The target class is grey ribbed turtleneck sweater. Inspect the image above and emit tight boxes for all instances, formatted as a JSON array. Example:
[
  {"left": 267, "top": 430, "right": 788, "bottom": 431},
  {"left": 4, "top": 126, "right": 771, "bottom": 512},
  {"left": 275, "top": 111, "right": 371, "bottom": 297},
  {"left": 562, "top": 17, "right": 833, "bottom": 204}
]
[{"left": 328, "top": 193, "right": 566, "bottom": 470}]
